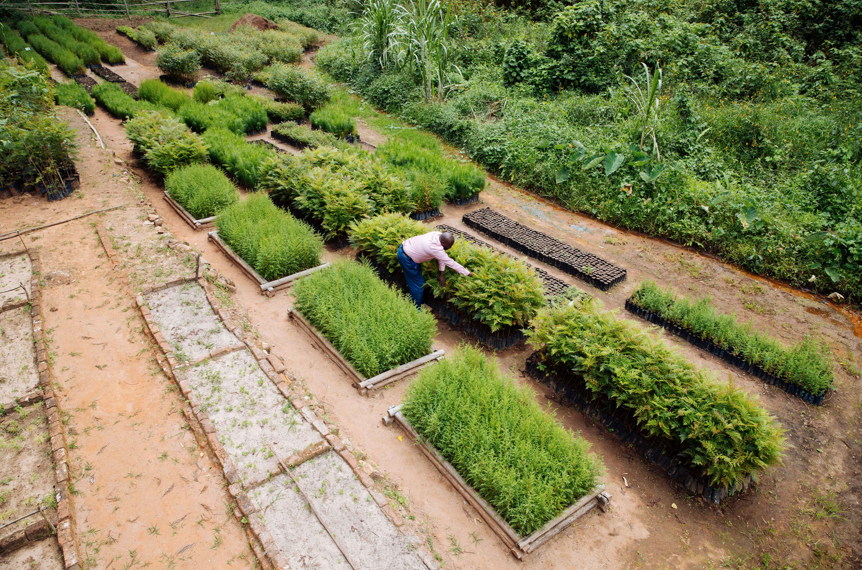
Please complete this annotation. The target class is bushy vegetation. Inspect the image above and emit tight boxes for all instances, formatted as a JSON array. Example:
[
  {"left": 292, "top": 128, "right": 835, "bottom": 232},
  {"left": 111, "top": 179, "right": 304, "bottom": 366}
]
[
  {"left": 0, "top": 59, "right": 78, "bottom": 199},
  {"left": 402, "top": 346, "right": 602, "bottom": 535},
  {"left": 260, "top": 146, "right": 411, "bottom": 237},
  {"left": 92, "top": 82, "right": 161, "bottom": 120},
  {"left": 17, "top": 21, "right": 84, "bottom": 77},
  {"left": 248, "top": 94, "right": 305, "bottom": 123},
  {"left": 0, "top": 24, "right": 50, "bottom": 76},
  {"left": 165, "top": 163, "right": 239, "bottom": 220},
  {"left": 317, "top": 0, "right": 862, "bottom": 303},
  {"left": 221, "top": 0, "right": 348, "bottom": 36},
  {"left": 54, "top": 81, "right": 95, "bottom": 115},
  {"left": 310, "top": 105, "right": 357, "bottom": 138},
  {"left": 529, "top": 299, "right": 785, "bottom": 488},
  {"left": 117, "top": 25, "right": 158, "bottom": 51},
  {"left": 124, "top": 110, "right": 209, "bottom": 175},
  {"left": 213, "top": 94, "right": 268, "bottom": 133},
  {"left": 271, "top": 121, "right": 345, "bottom": 149},
  {"left": 255, "top": 63, "right": 330, "bottom": 111},
  {"left": 201, "top": 127, "right": 274, "bottom": 187},
  {"left": 350, "top": 213, "right": 545, "bottom": 330},
  {"left": 156, "top": 42, "right": 201, "bottom": 84},
  {"left": 216, "top": 193, "right": 323, "bottom": 281},
  {"left": 138, "top": 79, "right": 191, "bottom": 111},
  {"left": 193, "top": 77, "right": 246, "bottom": 103},
  {"left": 293, "top": 259, "right": 437, "bottom": 377},
  {"left": 31, "top": 16, "right": 100, "bottom": 66},
  {"left": 631, "top": 281, "right": 833, "bottom": 395},
  {"left": 178, "top": 101, "right": 242, "bottom": 134},
  {"left": 52, "top": 16, "right": 125, "bottom": 64}
]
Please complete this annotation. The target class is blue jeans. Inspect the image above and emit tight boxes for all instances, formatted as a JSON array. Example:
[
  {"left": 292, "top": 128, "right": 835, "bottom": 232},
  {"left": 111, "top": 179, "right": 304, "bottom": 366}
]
[{"left": 398, "top": 244, "right": 425, "bottom": 308}]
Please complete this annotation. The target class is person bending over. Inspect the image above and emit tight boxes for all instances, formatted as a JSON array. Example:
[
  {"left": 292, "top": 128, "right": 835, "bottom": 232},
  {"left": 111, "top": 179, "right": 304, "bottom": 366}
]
[{"left": 397, "top": 231, "right": 471, "bottom": 308}]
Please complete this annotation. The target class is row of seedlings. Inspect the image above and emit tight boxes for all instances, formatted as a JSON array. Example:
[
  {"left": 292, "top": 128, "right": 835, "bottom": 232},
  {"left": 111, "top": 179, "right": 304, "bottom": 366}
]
[
  {"left": 16, "top": 19, "right": 85, "bottom": 77},
  {"left": 209, "top": 194, "right": 329, "bottom": 295},
  {"left": 376, "top": 137, "right": 486, "bottom": 218},
  {"left": 385, "top": 347, "right": 610, "bottom": 558},
  {"left": 0, "top": 23, "right": 50, "bottom": 75},
  {"left": 289, "top": 260, "right": 444, "bottom": 393},
  {"left": 463, "top": 207, "right": 627, "bottom": 290},
  {"left": 258, "top": 146, "right": 414, "bottom": 247},
  {"left": 526, "top": 296, "right": 786, "bottom": 503},
  {"left": 0, "top": 249, "right": 80, "bottom": 567},
  {"left": 349, "top": 213, "right": 545, "bottom": 350},
  {"left": 626, "top": 281, "right": 833, "bottom": 404},
  {"left": 0, "top": 59, "right": 80, "bottom": 200},
  {"left": 15, "top": 16, "right": 124, "bottom": 76}
]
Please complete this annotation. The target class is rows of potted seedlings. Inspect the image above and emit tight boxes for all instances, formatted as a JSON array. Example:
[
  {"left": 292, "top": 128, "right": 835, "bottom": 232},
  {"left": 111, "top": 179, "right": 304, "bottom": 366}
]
[{"left": 463, "top": 208, "right": 627, "bottom": 290}]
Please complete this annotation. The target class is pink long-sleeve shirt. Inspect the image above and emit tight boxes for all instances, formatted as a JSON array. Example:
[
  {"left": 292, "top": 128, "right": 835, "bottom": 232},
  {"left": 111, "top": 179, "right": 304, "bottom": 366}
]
[{"left": 402, "top": 232, "right": 470, "bottom": 275}]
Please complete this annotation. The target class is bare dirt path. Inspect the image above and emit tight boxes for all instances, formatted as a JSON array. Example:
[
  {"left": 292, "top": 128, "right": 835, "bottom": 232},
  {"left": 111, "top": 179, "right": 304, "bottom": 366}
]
[
  {"left": 42, "top": 21, "right": 862, "bottom": 570},
  {"left": 1, "top": 109, "right": 253, "bottom": 569}
]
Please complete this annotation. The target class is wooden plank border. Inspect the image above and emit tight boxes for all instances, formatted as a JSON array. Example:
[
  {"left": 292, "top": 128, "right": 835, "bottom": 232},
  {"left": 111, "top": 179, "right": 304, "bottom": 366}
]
[
  {"left": 163, "top": 191, "right": 216, "bottom": 231},
  {"left": 288, "top": 308, "right": 444, "bottom": 394},
  {"left": 384, "top": 405, "right": 610, "bottom": 559},
  {"left": 207, "top": 231, "right": 329, "bottom": 296}
]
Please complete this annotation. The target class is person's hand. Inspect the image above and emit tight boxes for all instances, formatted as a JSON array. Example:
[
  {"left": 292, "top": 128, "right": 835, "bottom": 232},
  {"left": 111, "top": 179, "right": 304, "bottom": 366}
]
[{"left": 438, "top": 273, "right": 446, "bottom": 288}]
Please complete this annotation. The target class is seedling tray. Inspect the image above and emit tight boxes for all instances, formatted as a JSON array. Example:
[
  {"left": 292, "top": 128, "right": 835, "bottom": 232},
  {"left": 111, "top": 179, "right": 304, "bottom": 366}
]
[
  {"left": 118, "top": 81, "right": 138, "bottom": 99},
  {"left": 463, "top": 208, "right": 626, "bottom": 291},
  {"left": 435, "top": 224, "right": 575, "bottom": 299},
  {"left": 624, "top": 298, "right": 826, "bottom": 405},
  {"left": 91, "top": 65, "right": 124, "bottom": 83},
  {"left": 207, "top": 231, "right": 330, "bottom": 296},
  {"left": 410, "top": 208, "right": 443, "bottom": 222},
  {"left": 163, "top": 191, "right": 217, "bottom": 231},
  {"left": 384, "top": 405, "right": 609, "bottom": 558},
  {"left": 73, "top": 75, "right": 97, "bottom": 95},
  {"left": 525, "top": 352, "right": 751, "bottom": 504},
  {"left": 288, "top": 308, "right": 445, "bottom": 394},
  {"left": 447, "top": 193, "right": 481, "bottom": 206}
]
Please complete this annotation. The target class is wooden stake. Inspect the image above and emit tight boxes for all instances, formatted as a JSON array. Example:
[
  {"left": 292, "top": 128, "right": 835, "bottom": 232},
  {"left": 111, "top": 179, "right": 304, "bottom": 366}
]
[{"left": 121, "top": 0, "right": 130, "bottom": 18}]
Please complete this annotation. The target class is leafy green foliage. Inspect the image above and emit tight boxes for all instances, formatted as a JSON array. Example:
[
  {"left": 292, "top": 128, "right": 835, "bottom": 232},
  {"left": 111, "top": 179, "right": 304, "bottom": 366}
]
[
  {"left": 212, "top": 95, "right": 268, "bottom": 134},
  {"left": 156, "top": 43, "right": 201, "bottom": 84},
  {"left": 124, "top": 110, "right": 209, "bottom": 175},
  {"left": 271, "top": 121, "right": 345, "bottom": 149},
  {"left": 529, "top": 299, "right": 786, "bottom": 488},
  {"left": 248, "top": 94, "right": 305, "bottom": 123},
  {"left": 179, "top": 101, "right": 244, "bottom": 134},
  {"left": 138, "top": 79, "right": 191, "bottom": 111},
  {"left": 54, "top": 81, "right": 94, "bottom": 115},
  {"left": 165, "top": 164, "right": 239, "bottom": 220},
  {"left": 403, "top": 346, "right": 603, "bottom": 535},
  {"left": 116, "top": 26, "right": 158, "bottom": 51},
  {"left": 261, "top": 147, "right": 412, "bottom": 237},
  {"left": 376, "top": 138, "right": 484, "bottom": 201},
  {"left": 0, "top": 24, "right": 50, "bottom": 76},
  {"left": 216, "top": 193, "right": 323, "bottom": 281},
  {"left": 293, "top": 259, "right": 437, "bottom": 377},
  {"left": 255, "top": 63, "right": 331, "bottom": 111},
  {"left": 201, "top": 127, "right": 274, "bottom": 187},
  {"left": 92, "top": 82, "right": 162, "bottom": 120},
  {"left": 631, "top": 281, "right": 833, "bottom": 395},
  {"left": 310, "top": 106, "right": 357, "bottom": 138},
  {"left": 0, "top": 59, "right": 78, "bottom": 198},
  {"left": 140, "top": 21, "right": 176, "bottom": 44},
  {"left": 349, "top": 214, "right": 545, "bottom": 330},
  {"left": 52, "top": 16, "right": 125, "bottom": 64}
]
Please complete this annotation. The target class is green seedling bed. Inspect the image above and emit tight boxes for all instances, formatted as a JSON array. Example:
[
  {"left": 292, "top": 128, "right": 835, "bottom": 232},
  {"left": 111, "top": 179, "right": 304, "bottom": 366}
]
[{"left": 163, "top": 191, "right": 217, "bottom": 231}]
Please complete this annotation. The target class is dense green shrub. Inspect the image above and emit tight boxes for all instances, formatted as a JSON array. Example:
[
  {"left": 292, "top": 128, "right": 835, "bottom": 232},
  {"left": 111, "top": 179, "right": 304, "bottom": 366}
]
[
  {"left": 117, "top": 26, "right": 158, "bottom": 51},
  {"left": 529, "top": 299, "right": 785, "bottom": 488},
  {"left": 156, "top": 43, "right": 200, "bottom": 84},
  {"left": 31, "top": 17, "right": 100, "bottom": 67},
  {"left": 0, "top": 59, "right": 78, "bottom": 199},
  {"left": 165, "top": 164, "right": 239, "bottom": 219},
  {"left": 233, "top": 26, "right": 302, "bottom": 64},
  {"left": 140, "top": 21, "right": 176, "bottom": 44},
  {"left": 293, "top": 260, "right": 437, "bottom": 377},
  {"left": 138, "top": 79, "right": 191, "bottom": 111},
  {"left": 52, "top": 16, "right": 125, "bottom": 64},
  {"left": 124, "top": 110, "right": 208, "bottom": 175},
  {"left": 249, "top": 94, "right": 305, "bottom": 123},
  {"left": 630, "top": 281, "right": 834, "bottom": 395},
  {"left": 256, "top": 63, "right": 330, "bottom": 111},
  {"left": 92, "top": 82, "right": 161, "bottom": 120},
  {"left": 403, "top": 346, "right": 603, "bottom": 535},
  {"left": 406, "top": 170, "right": 445, "bottom": 213},
  {"left": 54, "top": 81, "right": 95, "bottom": 115},
  {"left": 179, "top": 101, "right": 244, "bottom": 134},
  {"left": 271, "top": 121, "right": 344, "bottom": 149},
  {"left": 349, "top": 213, "right": 545, "bottom": 330},
  {"left": 279, "top": 19, "right": 320, "bottom": 48},
  {"left": 310, "top": 106, "right": 357, "bottom": 138},
  {"left": 376, "top": 139, "right": 485, "bottom": 201},
  {"left": 201, "top": 127, "right": 274, "bottom": 187},
  {"left": 216, "top": 193, "right": 323, "bottom": 281},
  {"left": 262, "top": 147, "right": 411, "bottom": 237},
  {"left": 192, "top": 80, "right": 218, "bottom": 104},
  {"left": 0, "top": 24, "right": 50, "bottom": 76},
  {"left": 213, "top": 94, "right": 268, "bottom": 133},
  {"left": 21, "top": 30, "right": 85, "bottom": 77}
]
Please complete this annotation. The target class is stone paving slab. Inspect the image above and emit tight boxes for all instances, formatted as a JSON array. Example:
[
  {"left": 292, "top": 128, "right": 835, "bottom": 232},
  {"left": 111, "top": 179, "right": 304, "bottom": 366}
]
[{"left": 0, "top": 308, "right": 39, "bottom": 404}]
